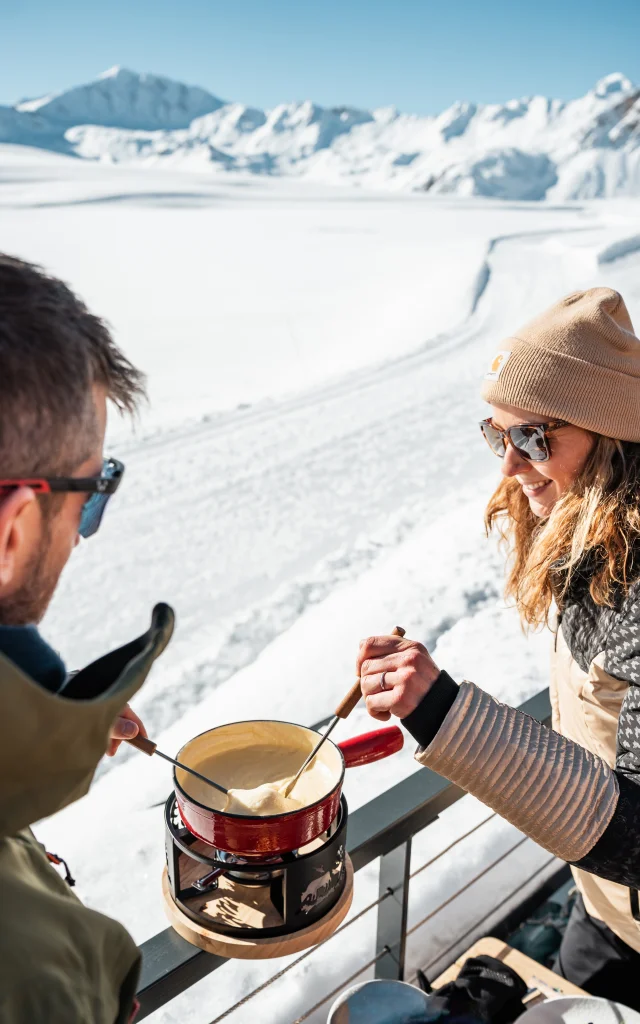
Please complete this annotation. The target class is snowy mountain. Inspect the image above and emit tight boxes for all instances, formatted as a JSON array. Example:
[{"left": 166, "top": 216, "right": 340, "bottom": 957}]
[
  {"left": 14, "top": 66, "right": 224, "bottom": 130},
  {"left": 2, "top": 67, "right": 640, "bottom": 199}
]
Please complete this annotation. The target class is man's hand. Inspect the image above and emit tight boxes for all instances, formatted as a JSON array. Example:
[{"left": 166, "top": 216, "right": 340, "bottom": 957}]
[
  {"left": 357, "top": 634, "right": 440, "bottom": 722},
  {"left": 107, "top": 704, "right": 147, "bottom": 757}
]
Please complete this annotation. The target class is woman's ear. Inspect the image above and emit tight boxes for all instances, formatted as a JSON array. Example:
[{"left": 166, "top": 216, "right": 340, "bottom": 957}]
[{"left": 0, "top": 487, "right": 39, "bottom": 589}]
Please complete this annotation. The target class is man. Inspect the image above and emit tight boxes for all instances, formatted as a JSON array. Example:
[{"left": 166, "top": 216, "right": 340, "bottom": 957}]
[{"left": 0, "top": 254, "right": 173, "bottom": 1023}]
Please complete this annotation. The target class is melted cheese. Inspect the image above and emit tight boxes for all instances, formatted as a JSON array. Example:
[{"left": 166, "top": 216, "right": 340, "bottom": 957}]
[
  {"left": 185, "top": 742, "right": 334, "bottom": 816},
  {"left": 224, "top": 783, "right": 302, "bottom": 815}
]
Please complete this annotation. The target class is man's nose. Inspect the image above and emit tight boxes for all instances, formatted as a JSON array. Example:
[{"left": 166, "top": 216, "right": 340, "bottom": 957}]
[{"left": 501, "top": 443, "right": 529, "bottom": 478}]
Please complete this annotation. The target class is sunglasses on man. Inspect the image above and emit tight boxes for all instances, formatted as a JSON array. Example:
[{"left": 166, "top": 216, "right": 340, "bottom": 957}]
[
  {"left": 479, "top": 419, "right": 568, "bottom": 463},
  {"left": 0, "top": 457, "right": 124, "bottom": 538}
]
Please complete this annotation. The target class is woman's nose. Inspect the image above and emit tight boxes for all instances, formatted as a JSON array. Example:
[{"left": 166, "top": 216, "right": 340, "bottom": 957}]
[{"left": 501, "top": 443, "right": 529, "bottom": 478}]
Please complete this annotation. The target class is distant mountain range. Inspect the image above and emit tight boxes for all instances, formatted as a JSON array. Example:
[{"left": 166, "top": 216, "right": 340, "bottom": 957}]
[{"left": 3, "top": 66, "right": 640, "bottom": 200}]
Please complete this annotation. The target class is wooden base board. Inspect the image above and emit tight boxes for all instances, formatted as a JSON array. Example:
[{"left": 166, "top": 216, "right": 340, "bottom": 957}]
[{"left": 162, "top": 855, "right": 354, "bottom": 959}]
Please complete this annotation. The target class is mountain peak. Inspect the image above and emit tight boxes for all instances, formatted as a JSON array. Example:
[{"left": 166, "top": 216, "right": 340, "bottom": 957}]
[
  {"left": 592, "top": 72, "right": 635, "bottom": 98},
  {"left": 14, "top": 67, "right": 224, "bottom": 131},
  {"left": 98, "top": 65, "right": 126, "bottom": 80}
]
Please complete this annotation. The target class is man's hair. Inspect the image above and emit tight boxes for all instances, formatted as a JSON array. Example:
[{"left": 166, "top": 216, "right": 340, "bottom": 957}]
[{"left": 0, "top": 254, "right": 145, "bottom": 475}]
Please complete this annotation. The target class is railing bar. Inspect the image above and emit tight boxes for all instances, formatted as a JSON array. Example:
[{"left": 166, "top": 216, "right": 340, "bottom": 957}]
[
  {"left": 409, "top": 854, "right": 558, "bottom": 981},
  {"left": 409, "top": 813, "right": 497, "bottom": 881},
  {"left": 292, "top": 947, "right": 391, "bottom": 1024},
  {"left": 375, "top": 839, "right": 412, "bottom": 981},
  {"left": 406, "top": 835, "right": 529, "bottom": 938}
]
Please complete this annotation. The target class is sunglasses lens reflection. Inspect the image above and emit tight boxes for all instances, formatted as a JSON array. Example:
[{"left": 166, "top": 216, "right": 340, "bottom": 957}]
[
  {"left": 510, "top": 426, "right": 548, "bottom": 462},
  {"left": 481, "top": 422, "right": 506, "bottom": 457},
  {"left": 79, "top": 493, "right": 110, "bottom": 538}
]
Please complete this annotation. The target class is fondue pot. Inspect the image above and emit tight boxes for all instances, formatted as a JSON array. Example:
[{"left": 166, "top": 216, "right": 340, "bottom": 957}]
[{"left": 174, "top": 719, "right": 403, "bottom": 855}]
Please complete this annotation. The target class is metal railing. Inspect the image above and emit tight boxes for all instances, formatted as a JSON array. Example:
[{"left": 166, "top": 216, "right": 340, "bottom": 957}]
[{"left": 136, "top": 687, "right": 556, "bottom": 1021}]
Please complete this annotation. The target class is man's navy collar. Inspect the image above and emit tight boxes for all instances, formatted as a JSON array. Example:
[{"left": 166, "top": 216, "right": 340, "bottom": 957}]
[{"left": 0, "top": 625, "right": 67, "bottom": 693}]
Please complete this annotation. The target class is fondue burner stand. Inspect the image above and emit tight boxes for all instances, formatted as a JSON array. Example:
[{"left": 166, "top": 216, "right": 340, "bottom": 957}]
[{"left": 162, "top": 793, "right": 354, "bottom": 959}]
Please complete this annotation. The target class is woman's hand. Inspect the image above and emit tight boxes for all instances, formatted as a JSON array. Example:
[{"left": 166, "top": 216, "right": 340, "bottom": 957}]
[
  {"left": 357, "top": 634, "right": 440, "bottom": 722},
  {"left": 107, "top": 704, "right": 147, "bottom": 757}
]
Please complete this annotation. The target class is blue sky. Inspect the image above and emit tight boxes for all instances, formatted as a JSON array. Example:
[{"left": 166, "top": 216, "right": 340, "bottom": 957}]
[{"left": 2, "top": 0, "right": 639, "bottom": 113}]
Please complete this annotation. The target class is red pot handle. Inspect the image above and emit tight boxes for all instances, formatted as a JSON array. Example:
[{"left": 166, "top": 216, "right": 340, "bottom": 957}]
[{"left": 338, "top": 726, "right": 404, "bottom": 768}]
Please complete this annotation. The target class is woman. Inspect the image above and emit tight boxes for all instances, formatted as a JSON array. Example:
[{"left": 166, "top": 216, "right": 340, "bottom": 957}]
[{"left": 357, "top": 287, "right": 640, "bottom": 1006}]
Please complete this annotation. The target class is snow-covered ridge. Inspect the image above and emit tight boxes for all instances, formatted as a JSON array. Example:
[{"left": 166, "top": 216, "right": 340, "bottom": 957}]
[
  {"left": 14, "top": 66, "right": 224, "bottom": 130},
  {"left": 3, "top": 66, "right": 640, "bottom": 199}
]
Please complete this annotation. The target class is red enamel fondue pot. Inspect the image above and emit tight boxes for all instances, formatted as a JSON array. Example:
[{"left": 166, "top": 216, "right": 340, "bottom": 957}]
[{"left": 174, "top": 720, "right": 403, "bottom": 855}]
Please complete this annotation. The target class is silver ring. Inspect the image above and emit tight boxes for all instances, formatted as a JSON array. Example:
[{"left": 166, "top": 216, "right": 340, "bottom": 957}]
[{"left": 380, "top": 671, "right": 388, "bottom": 692}]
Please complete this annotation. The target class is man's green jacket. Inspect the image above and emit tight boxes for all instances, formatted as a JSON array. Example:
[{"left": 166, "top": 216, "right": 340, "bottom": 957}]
[{"left": 0, "top": 603, "right": 174, "bottom": 1023}]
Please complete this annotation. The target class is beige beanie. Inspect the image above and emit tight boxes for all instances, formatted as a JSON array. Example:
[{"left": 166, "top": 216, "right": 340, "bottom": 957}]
[{"left": 480, "top": 288, "right": 640, "bottom": 442}]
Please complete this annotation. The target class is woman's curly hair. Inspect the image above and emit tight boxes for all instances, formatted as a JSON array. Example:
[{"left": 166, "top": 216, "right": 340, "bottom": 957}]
[{"left": 485, "top": 436, "right": 640, "bottom": 628}]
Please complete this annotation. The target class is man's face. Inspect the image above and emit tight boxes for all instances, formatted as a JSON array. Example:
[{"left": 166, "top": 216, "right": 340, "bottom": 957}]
[{"left": 0, "top": 387, "right": 107, "bottom": 625}]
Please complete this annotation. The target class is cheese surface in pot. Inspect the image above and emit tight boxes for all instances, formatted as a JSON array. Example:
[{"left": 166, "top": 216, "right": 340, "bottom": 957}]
[{"left": 184, "top": 739, "right": 336, "bottom": 816}]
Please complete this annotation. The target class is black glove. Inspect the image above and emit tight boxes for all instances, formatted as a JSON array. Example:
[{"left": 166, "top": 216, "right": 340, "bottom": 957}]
[{"left": 417, "top": 954, "right": 528, "bottom": 1024}]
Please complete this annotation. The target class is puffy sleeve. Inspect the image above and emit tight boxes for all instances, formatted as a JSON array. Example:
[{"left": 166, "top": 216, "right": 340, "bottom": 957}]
[{"left": 405, "top": 585, "right": 640, "bottom": 888}]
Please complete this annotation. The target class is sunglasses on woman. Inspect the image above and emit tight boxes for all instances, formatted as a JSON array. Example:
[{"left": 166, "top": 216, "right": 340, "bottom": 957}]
[
  {"left": 0, "top": 457, "right": 124, "bottom": 538},
  {"left": 479, "top": 419, "right": 568, "bottom": 463}
]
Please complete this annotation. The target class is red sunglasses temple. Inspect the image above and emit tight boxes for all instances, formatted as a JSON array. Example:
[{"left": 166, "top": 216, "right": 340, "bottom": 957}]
[{"left": 0, "top": 479, "right": 52, "bottom": 493}]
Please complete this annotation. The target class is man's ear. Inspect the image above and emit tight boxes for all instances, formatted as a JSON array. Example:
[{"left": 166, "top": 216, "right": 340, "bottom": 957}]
[{"left": 0, "top": 488, "right": 39, "bottom": 588}]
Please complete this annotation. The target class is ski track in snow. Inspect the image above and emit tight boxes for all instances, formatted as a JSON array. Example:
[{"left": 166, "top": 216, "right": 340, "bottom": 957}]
[
  {"left": 2, "top": 158, "right": 639, "bottom": 1021},
  {"left": 598, "top": 233, "right": 640, "bottom": 264}
]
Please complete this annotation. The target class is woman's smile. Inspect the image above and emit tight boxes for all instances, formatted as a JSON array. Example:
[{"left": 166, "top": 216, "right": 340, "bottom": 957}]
[{"left": 518, "top": 477, "right": 552, "bottom": 498}]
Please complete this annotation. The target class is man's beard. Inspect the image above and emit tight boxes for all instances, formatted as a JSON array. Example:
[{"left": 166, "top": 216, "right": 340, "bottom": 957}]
[{"left": 0, "top": 520, "right": 61, "bottom": 626}]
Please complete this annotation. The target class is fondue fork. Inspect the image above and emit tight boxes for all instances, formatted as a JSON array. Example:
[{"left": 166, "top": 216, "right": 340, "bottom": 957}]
[
  {"left": 127, "top": 734, "right": 229, "bottom": 797},
  {"left": 282, "top": 625, "right": 405, "bottom": 798}
]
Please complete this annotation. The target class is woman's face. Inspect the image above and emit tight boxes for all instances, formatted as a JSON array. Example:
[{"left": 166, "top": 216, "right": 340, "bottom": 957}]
[{"left": 490, "top": 404, "right": 595, "bottom": 518}]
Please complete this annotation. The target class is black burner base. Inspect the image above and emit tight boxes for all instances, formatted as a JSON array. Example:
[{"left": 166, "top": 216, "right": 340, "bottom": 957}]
[{"left": 164, "top": 793, "right": 348, "bottom": 939}]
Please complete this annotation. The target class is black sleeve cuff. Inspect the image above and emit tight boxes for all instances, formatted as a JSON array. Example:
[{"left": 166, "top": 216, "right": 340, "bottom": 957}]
[
  {"left": 402, "top": 669, "right": 460, "bottom": 749},
  {"left": 573, "top": 771, "right": 640, "bottom": 887}
]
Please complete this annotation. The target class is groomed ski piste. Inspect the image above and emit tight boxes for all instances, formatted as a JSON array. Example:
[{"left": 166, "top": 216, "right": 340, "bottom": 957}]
[{"left": 2, "top": 145, "right": 640, "bottom": 1021}]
